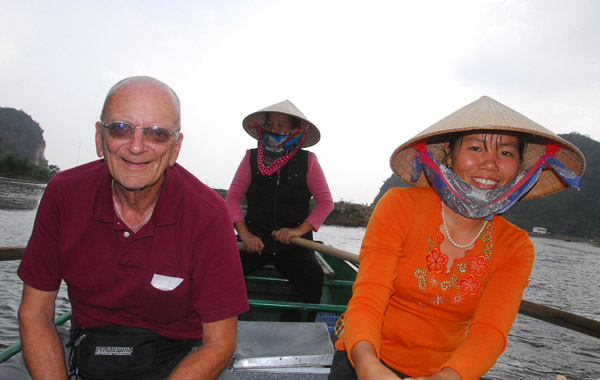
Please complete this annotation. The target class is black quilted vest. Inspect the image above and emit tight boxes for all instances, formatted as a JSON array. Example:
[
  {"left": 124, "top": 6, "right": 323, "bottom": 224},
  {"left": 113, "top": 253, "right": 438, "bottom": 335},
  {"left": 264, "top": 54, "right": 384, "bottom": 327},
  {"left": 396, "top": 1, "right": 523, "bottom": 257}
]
[{"left": 245, "top": 148, "right": 313, "bottom": 254}]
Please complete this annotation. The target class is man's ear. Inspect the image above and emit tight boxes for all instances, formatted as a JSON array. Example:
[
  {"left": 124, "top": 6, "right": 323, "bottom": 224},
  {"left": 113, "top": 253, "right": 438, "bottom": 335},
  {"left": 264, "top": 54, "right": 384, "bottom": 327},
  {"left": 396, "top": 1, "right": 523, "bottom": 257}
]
[
  {"left": 95, "top": 122, "right": 104, "bottom": 158},
  {"left": 168, "top": 133, "right": 184, "bottom": 167}
]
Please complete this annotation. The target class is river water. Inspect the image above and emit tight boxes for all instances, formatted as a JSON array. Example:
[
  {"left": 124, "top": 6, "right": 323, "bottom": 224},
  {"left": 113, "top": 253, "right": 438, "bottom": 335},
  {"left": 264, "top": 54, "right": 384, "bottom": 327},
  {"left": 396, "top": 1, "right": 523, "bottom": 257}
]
[{"left": 1, "top": 179, "right": 599, "bottom": 379}]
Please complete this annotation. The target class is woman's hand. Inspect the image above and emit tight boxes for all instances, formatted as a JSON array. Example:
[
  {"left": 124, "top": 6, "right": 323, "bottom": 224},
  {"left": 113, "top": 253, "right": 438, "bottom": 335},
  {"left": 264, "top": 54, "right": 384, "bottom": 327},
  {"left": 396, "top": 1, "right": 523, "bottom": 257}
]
[
  {"left": 233, "top": 221, "right": 265, "bottom": 254},
  {"left": 352, "top": 341, "right": 401, "bottom": 380},
  {"left": 358, "top": 361, "right": 401, "bottom": 380},
  {"left": 240, "top": 232, "right": 264, "bottom": 253},
  {"left": 274, "top": 221, "right": 315, "bottom": 245},
  {"left": 402, "top": 368, "right": 461, "bottom": 380},
  {"left": 273, "top": 227, "right": 304, "bottom": 245}
]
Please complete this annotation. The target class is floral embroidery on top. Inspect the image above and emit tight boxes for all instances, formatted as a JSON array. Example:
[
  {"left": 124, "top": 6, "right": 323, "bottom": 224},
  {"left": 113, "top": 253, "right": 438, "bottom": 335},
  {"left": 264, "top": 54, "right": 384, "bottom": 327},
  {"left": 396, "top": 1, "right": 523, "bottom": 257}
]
[
  {"left": 460, "top": 275, "right": 481, "bottom": 296},
  {"left": 432, "top": 294, "right": 444, "bottom": 306},
  {"left": 482, "top": 224, "right": 493, "bottom": 259},
  {"left": 426, "top": 247, "right": 448, "bottom": 274},
  {"left": 415, "top": 268, "right": 428, "bottom": 290},
  {"left": 440, "top": 275, "right": 458, "bottom": 291},
  {"left": 413, "top": 210, "right": 494, "bottom": 306},
  {"left": 467, "top": 255, "right": 489, "bottom": 276}
]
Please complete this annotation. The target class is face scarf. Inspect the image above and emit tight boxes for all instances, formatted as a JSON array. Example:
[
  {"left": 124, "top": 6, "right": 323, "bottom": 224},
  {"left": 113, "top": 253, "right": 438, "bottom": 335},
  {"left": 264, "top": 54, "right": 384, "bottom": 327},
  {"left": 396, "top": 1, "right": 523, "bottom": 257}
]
[
  {"left": 254, "top": 121, "right": 309, "bottom": 175},
  {"left": 410, "top": 142, "right": 582, "bottom": 220}
]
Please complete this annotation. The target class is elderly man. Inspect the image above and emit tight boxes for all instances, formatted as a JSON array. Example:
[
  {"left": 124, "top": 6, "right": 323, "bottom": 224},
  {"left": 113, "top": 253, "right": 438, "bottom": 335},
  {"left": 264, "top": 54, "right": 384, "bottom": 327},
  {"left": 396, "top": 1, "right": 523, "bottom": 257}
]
[{"left": 9, "top": 76, "right": 248, "bottom": 379}]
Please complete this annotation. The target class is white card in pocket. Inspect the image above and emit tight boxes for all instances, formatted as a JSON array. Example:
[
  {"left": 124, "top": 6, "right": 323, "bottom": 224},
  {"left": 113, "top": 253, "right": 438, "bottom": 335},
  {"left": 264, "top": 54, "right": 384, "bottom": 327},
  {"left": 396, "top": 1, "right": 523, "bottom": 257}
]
[{"left": 151, "top": 274, "right": 184, "bottom": 291}]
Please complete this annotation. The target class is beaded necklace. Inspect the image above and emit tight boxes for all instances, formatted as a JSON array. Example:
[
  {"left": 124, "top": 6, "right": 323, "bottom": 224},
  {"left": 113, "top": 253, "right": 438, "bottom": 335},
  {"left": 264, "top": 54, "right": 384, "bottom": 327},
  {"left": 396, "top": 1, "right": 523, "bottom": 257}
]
[{"left": 442, "top": 206, "right": 487, "bottom": 249}]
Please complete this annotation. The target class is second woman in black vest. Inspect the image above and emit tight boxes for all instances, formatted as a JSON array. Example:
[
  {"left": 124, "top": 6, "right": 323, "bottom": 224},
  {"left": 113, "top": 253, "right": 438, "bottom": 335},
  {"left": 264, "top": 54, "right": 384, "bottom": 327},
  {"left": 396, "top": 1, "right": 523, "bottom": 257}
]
[{"left": 226, "top": 100, "right": 334, "bottom": 321}]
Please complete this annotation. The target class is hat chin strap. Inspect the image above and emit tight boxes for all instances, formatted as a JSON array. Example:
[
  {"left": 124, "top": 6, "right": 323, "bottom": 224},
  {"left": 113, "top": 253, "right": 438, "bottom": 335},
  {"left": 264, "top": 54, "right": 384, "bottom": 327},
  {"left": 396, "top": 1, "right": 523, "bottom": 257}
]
[{"left": 410, "top": 142, "right": 581, "bottom": 220}]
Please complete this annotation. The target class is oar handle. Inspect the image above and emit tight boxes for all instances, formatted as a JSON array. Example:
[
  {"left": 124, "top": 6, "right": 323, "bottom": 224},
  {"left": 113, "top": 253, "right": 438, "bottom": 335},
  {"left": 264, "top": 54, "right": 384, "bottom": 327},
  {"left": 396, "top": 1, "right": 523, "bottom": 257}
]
[
  {"left": 519, "top": 299, "right": 600, "bottom": 339},
  {"left": 237, "top": 234, "right": 360, "bottom": 264},
  {"left": 281, "top": 234, "right": 361, "bottom": 264}
]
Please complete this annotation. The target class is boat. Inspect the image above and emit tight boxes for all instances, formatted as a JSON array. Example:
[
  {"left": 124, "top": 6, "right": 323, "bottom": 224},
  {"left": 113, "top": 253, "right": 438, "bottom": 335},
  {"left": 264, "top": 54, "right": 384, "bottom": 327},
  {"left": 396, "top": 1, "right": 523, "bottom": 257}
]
[{"left": 1, "top": 240, "right": 598, "bottom": 379}]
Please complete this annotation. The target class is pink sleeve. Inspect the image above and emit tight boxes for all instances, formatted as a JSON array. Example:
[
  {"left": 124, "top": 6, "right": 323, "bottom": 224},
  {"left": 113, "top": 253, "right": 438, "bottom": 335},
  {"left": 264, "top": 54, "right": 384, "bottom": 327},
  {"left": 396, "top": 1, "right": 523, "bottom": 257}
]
[
  {"left": 306, "top": 152, "right": 334, "bottom": 231},
  {"left": 225, "top": 150, "right": 252, "bottom": 223}
]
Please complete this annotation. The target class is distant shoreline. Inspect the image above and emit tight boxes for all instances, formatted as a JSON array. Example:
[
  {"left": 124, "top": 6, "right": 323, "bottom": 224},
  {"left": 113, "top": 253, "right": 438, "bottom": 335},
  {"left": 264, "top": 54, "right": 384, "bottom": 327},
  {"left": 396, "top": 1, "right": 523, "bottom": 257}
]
[
  {"left": 3, "top": 180, "right": 596, "bottom": 244},
  {"left": 528, "top": 232, "right": 599, "bottom": 246}
]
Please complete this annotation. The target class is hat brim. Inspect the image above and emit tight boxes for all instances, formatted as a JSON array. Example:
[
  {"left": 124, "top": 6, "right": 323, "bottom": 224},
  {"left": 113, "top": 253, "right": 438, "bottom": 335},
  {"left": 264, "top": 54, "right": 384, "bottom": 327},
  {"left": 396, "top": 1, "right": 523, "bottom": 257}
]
[
  {"left": 390, "top": 96, "right": 586, "bottom": 200},
  {"left": 242, "top": 100, "right": 321, "bottom": 148}
]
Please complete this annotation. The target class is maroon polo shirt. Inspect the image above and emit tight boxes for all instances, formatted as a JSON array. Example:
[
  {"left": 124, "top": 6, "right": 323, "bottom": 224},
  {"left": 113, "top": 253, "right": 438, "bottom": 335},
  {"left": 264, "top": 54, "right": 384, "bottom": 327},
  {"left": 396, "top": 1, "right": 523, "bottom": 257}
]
[{"left": 18, "top": 160, "right": 248, "bottom": 340}]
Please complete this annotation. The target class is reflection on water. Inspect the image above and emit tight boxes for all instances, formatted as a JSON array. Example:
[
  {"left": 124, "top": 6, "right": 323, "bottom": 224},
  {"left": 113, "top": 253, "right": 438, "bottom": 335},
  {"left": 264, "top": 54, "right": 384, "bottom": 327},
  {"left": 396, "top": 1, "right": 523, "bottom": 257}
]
[
  {"left": 0, "top": 178, "right": 70, "bottom": 352},
  {"left": 1, "top": 184, "right": 599, "bottom": 378}
]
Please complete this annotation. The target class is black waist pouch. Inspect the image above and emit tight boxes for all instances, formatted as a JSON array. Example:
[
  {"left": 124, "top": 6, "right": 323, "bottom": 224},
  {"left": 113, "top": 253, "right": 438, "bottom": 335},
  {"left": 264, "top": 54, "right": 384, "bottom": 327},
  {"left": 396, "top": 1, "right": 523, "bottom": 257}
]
[{"left": 68, "top": 325, "right": 198, "bottom": 380}]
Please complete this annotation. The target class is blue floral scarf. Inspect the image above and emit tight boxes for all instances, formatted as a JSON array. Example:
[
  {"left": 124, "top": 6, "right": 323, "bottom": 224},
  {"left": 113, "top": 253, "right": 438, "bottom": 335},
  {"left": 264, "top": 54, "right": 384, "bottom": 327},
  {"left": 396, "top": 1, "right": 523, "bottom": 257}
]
[
  {"left": 255, "top": 121, "right": 309, "bottom": 175},
  {"left": 410, "top": 142, "right": 581, "bottom": 220}
]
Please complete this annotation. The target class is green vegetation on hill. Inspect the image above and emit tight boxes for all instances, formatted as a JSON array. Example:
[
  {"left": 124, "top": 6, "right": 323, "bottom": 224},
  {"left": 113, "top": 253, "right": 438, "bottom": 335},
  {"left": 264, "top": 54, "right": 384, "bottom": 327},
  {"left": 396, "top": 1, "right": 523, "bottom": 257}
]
[
  {"left": 0, "top": 107, "right": 59, "bottom": 182},
  {"left": 0, "top": 152, "right": 59, "bottom": 182},
  {"left": 323, "top": 200, "right": 372, "bottom": 227}
]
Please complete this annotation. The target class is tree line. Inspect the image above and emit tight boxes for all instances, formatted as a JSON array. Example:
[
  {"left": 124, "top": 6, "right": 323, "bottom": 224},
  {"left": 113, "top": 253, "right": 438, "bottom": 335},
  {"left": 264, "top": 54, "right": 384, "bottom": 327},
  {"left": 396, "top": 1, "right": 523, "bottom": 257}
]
[{"left": 0, "top": 141, "right": 59, "bottom": 182}]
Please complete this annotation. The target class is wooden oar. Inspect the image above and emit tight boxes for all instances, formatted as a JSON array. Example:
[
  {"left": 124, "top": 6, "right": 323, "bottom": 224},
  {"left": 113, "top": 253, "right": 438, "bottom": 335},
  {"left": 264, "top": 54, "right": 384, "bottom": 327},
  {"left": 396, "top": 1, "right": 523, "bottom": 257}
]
[
  {"left": 240, "top": 235, "right": 600, "bottom": 339},
  {"left": 0, "top": 246, "right": 25, "bottom": 261},
  {"left": 237, "top": 234, "right": 360, "bottom": 263},
  {"left": 519, "top": 300, "right": 600, "bottom": 339}
]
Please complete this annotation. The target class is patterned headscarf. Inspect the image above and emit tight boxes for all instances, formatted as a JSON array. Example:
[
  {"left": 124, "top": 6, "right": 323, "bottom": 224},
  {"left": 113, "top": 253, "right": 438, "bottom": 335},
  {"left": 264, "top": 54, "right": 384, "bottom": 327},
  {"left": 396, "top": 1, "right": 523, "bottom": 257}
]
[
  {"left": 410, "top": 142, "right": 581, "bottom": 220},
  {"left": 252, "top": 121, "right": 309, "bottom": 176}
]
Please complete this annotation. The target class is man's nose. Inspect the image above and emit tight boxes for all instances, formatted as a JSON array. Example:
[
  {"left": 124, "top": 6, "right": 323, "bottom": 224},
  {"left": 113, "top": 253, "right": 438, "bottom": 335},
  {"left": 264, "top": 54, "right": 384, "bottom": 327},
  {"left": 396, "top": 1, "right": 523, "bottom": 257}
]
[{"left": 127, "top": 128, "right": 146, "bottom": 152}]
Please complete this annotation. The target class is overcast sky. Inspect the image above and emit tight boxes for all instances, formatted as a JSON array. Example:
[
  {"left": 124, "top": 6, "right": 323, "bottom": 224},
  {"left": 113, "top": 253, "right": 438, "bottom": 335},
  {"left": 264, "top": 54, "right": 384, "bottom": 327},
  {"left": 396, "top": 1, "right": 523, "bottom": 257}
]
[{"left": 1, "top": 0, "right": 598, "bottom": 204}]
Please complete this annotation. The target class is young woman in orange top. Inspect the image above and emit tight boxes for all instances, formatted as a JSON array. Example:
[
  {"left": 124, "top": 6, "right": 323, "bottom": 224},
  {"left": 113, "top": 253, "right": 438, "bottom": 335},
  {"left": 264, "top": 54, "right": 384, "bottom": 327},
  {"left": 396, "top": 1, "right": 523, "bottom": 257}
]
[{"left": 329, "top": 96, "right": 585, "bottom": 380}]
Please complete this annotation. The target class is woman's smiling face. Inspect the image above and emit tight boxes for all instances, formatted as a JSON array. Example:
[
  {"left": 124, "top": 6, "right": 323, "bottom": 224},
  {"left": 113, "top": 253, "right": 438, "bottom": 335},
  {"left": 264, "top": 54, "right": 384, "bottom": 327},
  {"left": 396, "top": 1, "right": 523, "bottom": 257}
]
[{"left": 447, "top": 132, "right": 522, "bottom": 190}]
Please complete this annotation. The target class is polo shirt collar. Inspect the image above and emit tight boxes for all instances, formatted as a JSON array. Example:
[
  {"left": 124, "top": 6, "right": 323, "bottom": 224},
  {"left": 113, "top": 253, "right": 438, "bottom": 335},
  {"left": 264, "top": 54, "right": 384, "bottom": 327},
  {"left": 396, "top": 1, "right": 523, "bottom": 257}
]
[
  {"left": 92, "top": 164, "right": 115, "bottom": 224},
  {"left": 92, "top": 163, "right": 183, "bottom": 227}
]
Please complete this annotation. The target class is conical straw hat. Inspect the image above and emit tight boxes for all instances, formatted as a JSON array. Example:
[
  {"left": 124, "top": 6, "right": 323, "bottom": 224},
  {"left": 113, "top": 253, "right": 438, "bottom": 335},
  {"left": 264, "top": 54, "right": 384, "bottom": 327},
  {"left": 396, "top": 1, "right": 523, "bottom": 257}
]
[
  {"left": 242, "top": 100, "right": 321, "bottom": 147},
  {"left": 390, "top": 96, "right": 585, "bottom": 200}
]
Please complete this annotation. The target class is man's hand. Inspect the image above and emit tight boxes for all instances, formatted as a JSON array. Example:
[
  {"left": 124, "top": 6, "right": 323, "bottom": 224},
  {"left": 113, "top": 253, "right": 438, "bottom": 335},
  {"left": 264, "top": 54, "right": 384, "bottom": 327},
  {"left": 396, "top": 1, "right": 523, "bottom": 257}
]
[{"left": 167, "top": 317, "right": 238, "bottom": 380}]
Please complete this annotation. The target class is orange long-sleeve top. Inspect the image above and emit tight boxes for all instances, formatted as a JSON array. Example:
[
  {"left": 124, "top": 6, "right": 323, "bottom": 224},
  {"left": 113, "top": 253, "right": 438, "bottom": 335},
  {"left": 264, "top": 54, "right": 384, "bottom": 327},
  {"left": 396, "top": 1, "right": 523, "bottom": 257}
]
[{"left": 335, "top": 187, "right": 534, "bottom": 380}]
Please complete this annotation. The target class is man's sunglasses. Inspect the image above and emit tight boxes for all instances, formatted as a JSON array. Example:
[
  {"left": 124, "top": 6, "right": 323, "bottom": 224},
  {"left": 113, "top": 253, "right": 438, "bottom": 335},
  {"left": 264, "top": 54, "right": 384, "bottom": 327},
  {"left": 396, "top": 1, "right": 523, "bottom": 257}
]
[{"left": 100, "top": 121, "right": 180, "bottom": 144}]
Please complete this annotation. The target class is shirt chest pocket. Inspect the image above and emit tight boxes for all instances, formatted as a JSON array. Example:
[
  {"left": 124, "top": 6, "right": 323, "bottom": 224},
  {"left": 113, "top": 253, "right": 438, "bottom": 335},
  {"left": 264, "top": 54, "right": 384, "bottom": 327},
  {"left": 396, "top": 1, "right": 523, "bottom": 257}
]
[{"left": 142, "top": 274, "right": 194, "bottom": 324}]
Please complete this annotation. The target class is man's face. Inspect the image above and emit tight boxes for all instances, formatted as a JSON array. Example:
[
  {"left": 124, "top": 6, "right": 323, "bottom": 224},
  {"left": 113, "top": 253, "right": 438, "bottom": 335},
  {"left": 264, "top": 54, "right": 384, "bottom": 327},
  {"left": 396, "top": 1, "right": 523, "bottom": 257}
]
[{"left": 95, "top": 79, "right": 183, "bottom": 192}]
